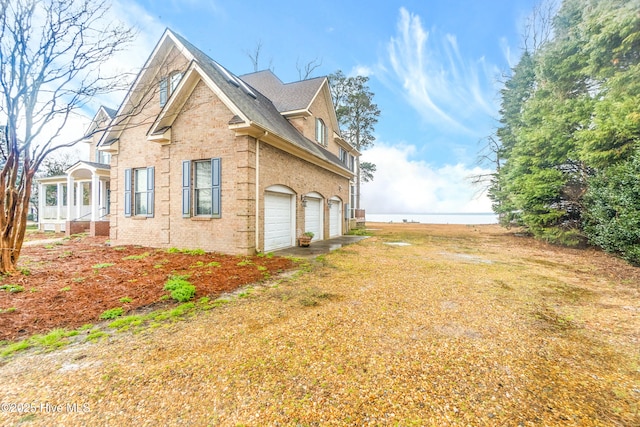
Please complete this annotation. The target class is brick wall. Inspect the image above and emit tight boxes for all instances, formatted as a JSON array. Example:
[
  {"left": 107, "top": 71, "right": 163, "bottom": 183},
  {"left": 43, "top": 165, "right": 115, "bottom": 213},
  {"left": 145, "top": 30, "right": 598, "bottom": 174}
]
[
  {"left": 258, "top": 142, "right": 350, "bottom": 251},
  {"left": 110, "top": 47, "right": 352, "bottom": 254}
]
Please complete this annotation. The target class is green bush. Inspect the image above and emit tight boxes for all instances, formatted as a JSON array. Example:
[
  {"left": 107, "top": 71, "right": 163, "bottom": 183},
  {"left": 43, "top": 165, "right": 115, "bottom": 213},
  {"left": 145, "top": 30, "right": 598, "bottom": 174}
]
[
  {"left": 584, "top": 152, "right": 640, "bottom": 265},
  {"left": 163, "top": 275, "right": 196, "bottom": 302}
]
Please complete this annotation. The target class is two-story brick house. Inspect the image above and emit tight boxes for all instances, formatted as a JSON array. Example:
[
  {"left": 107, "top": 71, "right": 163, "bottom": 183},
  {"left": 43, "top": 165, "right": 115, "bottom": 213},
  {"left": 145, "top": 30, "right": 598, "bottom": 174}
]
[{"left": 95, "top": 29, "right": 358, "bottom": 254}]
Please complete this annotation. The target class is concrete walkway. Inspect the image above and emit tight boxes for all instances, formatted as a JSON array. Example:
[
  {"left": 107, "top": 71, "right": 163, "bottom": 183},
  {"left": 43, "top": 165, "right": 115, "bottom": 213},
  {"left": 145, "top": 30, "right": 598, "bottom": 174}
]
[{"left": 271, "top": 235, "right": 369, "bottom": 259}]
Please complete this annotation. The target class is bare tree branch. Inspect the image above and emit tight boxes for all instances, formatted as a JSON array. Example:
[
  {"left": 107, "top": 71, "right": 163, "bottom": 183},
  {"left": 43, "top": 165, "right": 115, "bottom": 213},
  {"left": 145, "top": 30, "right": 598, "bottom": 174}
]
[
  {"left": 0, "top": 0, "right": 136, "bottom": 273},
  {"left": 296, "top": 57, "right": 323, "bottom": 80}
]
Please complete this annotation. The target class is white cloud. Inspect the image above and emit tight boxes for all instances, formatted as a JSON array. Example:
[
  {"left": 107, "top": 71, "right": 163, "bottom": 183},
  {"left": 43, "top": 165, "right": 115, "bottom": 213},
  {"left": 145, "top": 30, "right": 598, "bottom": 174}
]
[
  {"left": 385, "top": 8, "right": 500, "bottom": 135},
  {"left": 349, "top": 65, "right": 374, "bottom": 78},
  {"left": 360, "top": 142, "right": 493, "bottom": 214}
]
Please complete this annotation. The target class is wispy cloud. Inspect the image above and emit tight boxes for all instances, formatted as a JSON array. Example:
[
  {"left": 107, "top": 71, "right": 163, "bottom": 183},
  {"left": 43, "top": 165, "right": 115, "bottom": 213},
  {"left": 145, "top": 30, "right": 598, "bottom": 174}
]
[{"left": 385, "top": 8, "right": 500, "bottom": 136}]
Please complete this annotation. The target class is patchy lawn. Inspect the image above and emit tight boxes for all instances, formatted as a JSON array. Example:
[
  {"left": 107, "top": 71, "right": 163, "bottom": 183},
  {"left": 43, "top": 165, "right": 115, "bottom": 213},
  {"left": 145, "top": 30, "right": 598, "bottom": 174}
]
[
  {"left": 0, "top": 233, "right": 294, "bottom": 341},
  {"left": 0, "top": 223, "right": 638, "bottom": 426}
]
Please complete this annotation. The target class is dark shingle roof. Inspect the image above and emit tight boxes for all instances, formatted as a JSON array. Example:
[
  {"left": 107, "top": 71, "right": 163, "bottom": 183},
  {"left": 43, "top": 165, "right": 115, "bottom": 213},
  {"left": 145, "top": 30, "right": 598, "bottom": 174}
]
[
  {"left": 239, "top": 70, "right": 325, "bottom": 113},
  {"left": 169, "top": 31, "right": 349, "bottom": 174}
]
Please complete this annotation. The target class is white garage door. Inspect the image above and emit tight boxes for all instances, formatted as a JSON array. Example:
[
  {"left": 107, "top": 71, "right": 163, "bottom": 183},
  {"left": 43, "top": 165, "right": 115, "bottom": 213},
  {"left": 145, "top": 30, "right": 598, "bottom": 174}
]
[
  {"left": 304, "top": 197, "right": 322, "bottom": 241},
  {"left": 329, "top": 199, "right": 341, "bottom": 237},
  {"left": 264, "top": 192, "right": 293, "bottom": 251}
]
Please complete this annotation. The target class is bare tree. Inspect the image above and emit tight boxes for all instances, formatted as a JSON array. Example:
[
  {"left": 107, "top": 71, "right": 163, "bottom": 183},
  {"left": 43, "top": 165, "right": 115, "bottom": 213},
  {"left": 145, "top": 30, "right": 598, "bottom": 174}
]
[
  {"left": 470, "top": 134, "right": 502, "bottom": 196},
  {"left": 244, "top": 40, "right": 274, "bottom": 73},
  {"left": 296, "top": 57, "right": 323, "bottom": 80},
  {"left": 0, "top": 0, "right": 135, "bottom": 273},
  {"left": 523, "top": 0, "right": 557, "bottom": 52}
]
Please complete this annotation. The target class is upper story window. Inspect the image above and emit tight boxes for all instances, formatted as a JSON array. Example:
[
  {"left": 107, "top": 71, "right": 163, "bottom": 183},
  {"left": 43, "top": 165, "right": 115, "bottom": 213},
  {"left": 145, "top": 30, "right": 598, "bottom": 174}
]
[
  {"left": 95, "top": 148, "right": 111, "bottom": 165},
  {"left": 160, "top": 71, "right": 183, "bottom": 107},
  {"left": 315, "top": 118, "right": 327, "bottom": 146},
  {"left": 339, "top": 147, "right": 348, "bottom": 164}
]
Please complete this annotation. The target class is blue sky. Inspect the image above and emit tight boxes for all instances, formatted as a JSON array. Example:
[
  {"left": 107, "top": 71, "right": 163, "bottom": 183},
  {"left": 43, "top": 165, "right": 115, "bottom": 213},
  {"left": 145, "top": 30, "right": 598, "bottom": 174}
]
[{"left": 85, "top": 0, "right": 539, "bottom": 214}]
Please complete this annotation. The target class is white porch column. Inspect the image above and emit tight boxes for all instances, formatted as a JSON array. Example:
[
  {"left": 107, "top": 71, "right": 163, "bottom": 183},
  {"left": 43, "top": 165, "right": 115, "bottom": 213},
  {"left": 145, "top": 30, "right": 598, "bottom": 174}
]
[
  {"left": 56, "top": 183, "right": 63, "bottom": 220},
  {"left": 91, "top": 173, "right": 99, "bottom": 221},
  {"left": 75, "top": 181, "right": 82, "bottom": 220},
  {"left": 38, "top": 182, "right": 44, "bottom": 224},
  {"left": 66, "top": 175, "right": 74, "bottom": 220}
]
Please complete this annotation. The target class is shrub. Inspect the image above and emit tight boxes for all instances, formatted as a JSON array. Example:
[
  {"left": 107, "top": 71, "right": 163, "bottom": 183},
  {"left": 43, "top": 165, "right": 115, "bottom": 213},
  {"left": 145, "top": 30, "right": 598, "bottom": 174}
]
[
  {"left": 584, "top": 152, "right": 640, "bottom": 265},
  {"left": 163, "top": 275, "right": 196, "bottom": 302}
]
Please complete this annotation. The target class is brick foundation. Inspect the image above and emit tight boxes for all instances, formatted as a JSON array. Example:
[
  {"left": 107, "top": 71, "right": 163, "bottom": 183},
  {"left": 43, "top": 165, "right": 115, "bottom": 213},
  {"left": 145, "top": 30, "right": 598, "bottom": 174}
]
[
  {"left": 66, "top": 221, "right": 90, "bottom": 237},
  {"left": 90, "top": 221, "right": 110, "bottom": 237}
]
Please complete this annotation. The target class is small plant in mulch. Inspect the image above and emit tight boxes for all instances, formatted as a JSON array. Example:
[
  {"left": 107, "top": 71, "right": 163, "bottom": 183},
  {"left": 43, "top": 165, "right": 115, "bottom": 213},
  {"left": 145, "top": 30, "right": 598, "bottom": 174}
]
[
  {"left": 237, "top": 258, "right": 254, "bottom": 267},
  {"left": 119, "top": 297, "right": 133, "bottom": 303},
  {"left": 100, "top": 307, "right": 124, "bottom": 320},
  {"left": 166, "top": 247, "right": 206, "bottom": 256},
  {"left": 257, "top": 252, "right": 275, "bottom": 258},
  {"left": 163, "top": 275, "right": 196, "bottom": 302},
  {"left": 122, "top": 252, "right": 150, "bottom": 261},
  {"left": 0, "top": 284, "right": 24, "bottom": 293},
  {"left": 92, "top": 263, "right": 114, "bottom": 270}
]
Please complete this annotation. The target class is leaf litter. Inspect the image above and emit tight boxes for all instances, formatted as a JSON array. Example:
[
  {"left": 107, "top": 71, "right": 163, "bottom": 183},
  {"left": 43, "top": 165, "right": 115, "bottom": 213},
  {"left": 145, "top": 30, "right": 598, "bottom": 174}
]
[{"left": 0, "top": 223, "right": 638, "bottom": 426}]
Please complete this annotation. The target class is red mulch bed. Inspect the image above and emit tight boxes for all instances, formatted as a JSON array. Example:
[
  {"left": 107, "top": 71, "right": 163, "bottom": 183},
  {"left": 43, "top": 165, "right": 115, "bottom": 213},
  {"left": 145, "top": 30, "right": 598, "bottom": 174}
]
[{"left": 0, "top": 235, "right": 294, "bottom": 341}]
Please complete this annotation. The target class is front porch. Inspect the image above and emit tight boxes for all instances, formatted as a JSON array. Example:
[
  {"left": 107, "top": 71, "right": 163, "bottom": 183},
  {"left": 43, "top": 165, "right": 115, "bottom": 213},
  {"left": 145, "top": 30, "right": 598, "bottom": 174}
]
[{"left": 37, "top": 161, "right": 110, "bottom": 236}]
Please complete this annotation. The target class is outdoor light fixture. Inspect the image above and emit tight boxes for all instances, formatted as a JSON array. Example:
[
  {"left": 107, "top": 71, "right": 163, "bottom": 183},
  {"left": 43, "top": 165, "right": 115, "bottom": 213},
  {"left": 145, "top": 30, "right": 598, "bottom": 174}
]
[
  {"left": 301, "top": 195, "right": 308, "bottom": 207},
  {"left": 327, "top": 200, "right": 334, "bottom": 208}
]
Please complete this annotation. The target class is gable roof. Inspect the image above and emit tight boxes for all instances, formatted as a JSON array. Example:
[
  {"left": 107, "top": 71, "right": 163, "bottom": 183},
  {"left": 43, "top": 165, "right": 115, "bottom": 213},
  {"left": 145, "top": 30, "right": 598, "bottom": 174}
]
[{"left": 148, "top": 30, "right": 353, "bottom": 177}]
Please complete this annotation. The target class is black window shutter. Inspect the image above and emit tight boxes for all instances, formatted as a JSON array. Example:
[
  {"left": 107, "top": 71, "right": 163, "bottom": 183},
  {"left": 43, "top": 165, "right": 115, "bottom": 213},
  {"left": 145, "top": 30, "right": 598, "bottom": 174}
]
[
  {"left": 124, "top": 168, "right": 132, "bottom": 217},
  {"left": 146, "top": 167, "right": 154, "bottom": 217},
  {"left": 212, "top": 158, "right": 221, "bottom": 217},
  {"left": 182, "top": 160, "right": 191, "bottom": 217}
]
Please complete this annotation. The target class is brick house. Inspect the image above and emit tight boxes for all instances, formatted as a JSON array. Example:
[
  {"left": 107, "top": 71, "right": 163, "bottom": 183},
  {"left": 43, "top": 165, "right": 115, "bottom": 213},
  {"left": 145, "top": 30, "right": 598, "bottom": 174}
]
[{"left": 91, "top": 29, "right": 358, "bottom": 254}]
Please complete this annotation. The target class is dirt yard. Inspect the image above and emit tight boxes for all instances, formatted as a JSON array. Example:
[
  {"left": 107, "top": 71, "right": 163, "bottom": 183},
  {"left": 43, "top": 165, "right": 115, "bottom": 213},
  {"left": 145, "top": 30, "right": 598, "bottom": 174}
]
[
  {"left": 0, "top": 232, "right": 293, "bottom": 341},
  {"left": 1, "top": 223, "right": 638, "bottom": 426}
]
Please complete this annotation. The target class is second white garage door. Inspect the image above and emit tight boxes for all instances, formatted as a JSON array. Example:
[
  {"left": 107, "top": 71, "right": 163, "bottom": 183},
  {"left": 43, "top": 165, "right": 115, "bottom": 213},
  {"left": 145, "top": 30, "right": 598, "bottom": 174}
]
[
  {"left": 304, "top": 196, "right": 323, "bottom": 241},
  {"left": 264, "top": 191, "right": 294, "bottom": 251},
  {"left": 329, "top": 198, "right": 342, "bottom": 237}
]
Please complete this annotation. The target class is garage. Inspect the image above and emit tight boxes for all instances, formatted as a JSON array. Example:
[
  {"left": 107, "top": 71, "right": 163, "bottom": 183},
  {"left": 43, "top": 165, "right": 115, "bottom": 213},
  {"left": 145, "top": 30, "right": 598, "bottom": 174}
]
[
  {"left": 264, "top": 189, "right": 295, "bottom": 251},
  {"left": 304, "top": 193, "right": 323, "bottom": 241},
  {"left": 329, "top": 198, "right": 342, "bottom": 237}
]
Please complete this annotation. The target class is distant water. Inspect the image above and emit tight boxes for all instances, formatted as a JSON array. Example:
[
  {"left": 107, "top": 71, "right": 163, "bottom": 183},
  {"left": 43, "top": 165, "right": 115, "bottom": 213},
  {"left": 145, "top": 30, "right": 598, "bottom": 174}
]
[{"left": 366, "top": 213, "right": 498, "bottom": 225}]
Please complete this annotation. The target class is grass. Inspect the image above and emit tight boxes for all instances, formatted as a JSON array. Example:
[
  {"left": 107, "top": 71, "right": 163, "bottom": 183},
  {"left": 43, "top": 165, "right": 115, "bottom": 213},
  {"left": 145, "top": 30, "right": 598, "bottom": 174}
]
[
  {"left": 0, "top": 281, "right": 260, "bottom": 358},
  {"left": 2, "top": 224, "right": 638, "bottom": 425},
  {"left": 99, "top": 307, "right": 124, "bottom": 320}
]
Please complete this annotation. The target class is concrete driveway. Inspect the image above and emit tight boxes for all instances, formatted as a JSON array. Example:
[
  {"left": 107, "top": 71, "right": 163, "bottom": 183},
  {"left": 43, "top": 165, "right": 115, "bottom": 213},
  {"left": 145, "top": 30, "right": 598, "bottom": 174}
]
[{"left": 271, "top": 235, "right": 369, "bottom": 259}]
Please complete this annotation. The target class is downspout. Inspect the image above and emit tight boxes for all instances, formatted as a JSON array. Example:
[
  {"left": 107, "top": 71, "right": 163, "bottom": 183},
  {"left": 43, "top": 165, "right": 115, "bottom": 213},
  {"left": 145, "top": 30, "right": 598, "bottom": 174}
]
[{"left": 255, "top": 132, "right": 268, "bottom": 251}]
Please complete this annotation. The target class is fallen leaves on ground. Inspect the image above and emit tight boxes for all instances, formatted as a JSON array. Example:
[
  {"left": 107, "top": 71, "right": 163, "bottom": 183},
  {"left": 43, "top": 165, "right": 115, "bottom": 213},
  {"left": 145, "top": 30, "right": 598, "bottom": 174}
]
[
  {"left": 0, "top": 224, "right": 638, "bottom": 426},
  {"left": 0, "top": 234, "right": 293, "bottom": 341}
]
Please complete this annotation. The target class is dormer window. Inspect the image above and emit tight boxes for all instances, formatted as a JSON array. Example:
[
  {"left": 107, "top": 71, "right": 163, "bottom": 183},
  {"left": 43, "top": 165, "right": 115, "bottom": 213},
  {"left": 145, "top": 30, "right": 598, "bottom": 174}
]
[
  {"left": 315, "top": 118, "right": 327, "bottom": 146},
  {"left": 159, "top": 72, "right": 183, "bottom": 107}
]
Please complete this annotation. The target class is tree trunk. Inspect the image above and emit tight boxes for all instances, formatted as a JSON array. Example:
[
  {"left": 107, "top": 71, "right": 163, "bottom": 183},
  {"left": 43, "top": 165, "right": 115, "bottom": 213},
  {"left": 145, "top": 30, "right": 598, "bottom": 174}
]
[
  {"left": 356, "top": 156, "right": 361, "bottom": 210},
  {"left": 0, "top": 162, "right": 34, "bottom": 275}
]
